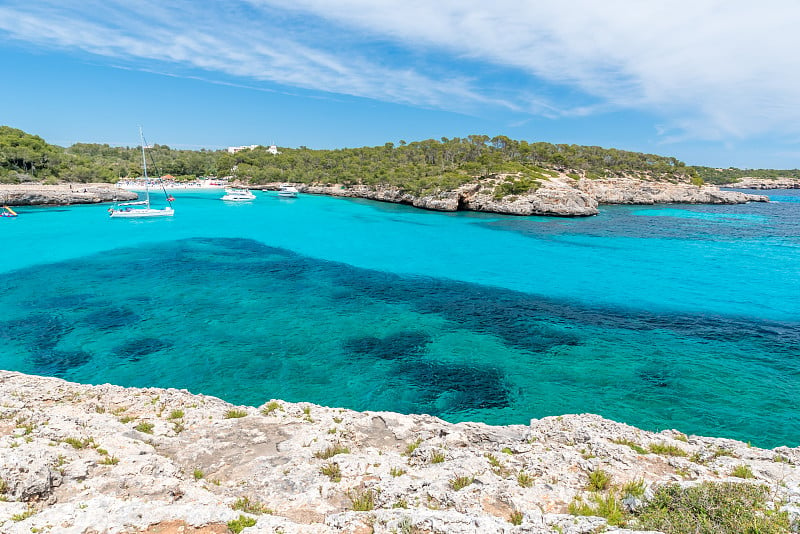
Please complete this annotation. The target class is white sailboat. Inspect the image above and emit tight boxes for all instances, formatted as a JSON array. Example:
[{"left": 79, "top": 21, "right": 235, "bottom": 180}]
[{"left": 109, "top": 128, "right": 175, "bottom": 218}]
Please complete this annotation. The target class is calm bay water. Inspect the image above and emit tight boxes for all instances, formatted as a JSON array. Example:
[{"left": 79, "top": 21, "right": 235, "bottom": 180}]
[{"left": 1, "top": 188, "right": 798, "bottom": 447}]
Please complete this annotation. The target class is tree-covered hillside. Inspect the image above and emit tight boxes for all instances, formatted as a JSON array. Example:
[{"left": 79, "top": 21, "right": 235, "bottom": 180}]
[
  {"left": 692, "top": 166, "right": 800, "bottom": 184},
  {"left": 3, "top": 125, "right": 795, "bottom": 191}
]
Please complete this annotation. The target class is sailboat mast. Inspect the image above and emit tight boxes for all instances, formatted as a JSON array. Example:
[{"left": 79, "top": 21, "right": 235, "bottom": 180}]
[{"left": 139, "top": 127, "right": 150, "bottom": 207}]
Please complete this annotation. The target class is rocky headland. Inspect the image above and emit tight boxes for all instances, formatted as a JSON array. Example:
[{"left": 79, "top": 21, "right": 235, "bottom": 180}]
[
  {"left": 258, "top": 174, "right": 768, "bottom": 217},
  {"left": 0, "top": 184, "right": 137, "bottom": 206},
  {"left": 719, "top": 177, "right": 800, "bottom": 189},
  {"left": 1, "top": 371, "right": 797, "bottom": 533}
]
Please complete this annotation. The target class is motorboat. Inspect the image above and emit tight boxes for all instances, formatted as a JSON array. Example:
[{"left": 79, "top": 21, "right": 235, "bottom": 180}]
[
  {"left": 221, "top": 188, "right": 256, "bottom": 201},
  {"left": 278, "top": 185, "right": 299, "bottom": 198}
]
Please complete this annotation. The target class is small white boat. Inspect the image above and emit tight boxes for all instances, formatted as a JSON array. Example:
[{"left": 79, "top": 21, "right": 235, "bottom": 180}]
[
  {"left": 221, "top": 188, "right": 256, "bottom": 201},
  {"left": 109, "top": 128, "right": 175, "bottom": 218},
  {"left": 278, "top": 185, "right": 299, "bottom": 198}
]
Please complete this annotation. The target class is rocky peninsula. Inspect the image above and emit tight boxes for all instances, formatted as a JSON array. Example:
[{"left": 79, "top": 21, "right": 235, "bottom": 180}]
[
  {"left": 258, "top": 174, "right": 768, "bottom": 217},
  {"left": 0, "top": 184, "right": 137, "bottom": 206},
  {"left": 719, "top": 177, "right": 800, "bottom": 189},
  {"left": 1, "top": 371, "right": 797, "bottom": 533}
]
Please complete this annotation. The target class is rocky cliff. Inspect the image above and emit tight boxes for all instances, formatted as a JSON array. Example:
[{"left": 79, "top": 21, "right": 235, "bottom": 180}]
[
  {"left": 719, "top": 177, "right": 800, "bottom": 189},
  {"left": 0, "top": 184, "right": 137, "bottom": 206},
  {"left": 260, "top": 174, "right": 767, "bottom": 217},
  {"left": 0, "top": 371, "right": 797, "bottom": 533}
]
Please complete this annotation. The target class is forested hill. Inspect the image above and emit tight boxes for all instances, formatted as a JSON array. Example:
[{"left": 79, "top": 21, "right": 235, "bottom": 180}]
[
  {"left": 692, "top": 166, "right": 800, "bottom": 184},
  {"left": 1, "top": 125, "right": 794, "bottom": 190}
]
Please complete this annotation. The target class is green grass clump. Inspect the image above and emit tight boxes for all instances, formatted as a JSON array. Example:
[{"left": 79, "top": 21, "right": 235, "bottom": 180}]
[
  {"left": 168, "top": 409, "right": 184, "bottom": 420},
  {"left": 621, "top": 478, "right": 646, "bottom": 499},
  {"left": 587, "top": 469, "right": 612, "bottom": 491},
  {"left": 134, "top": 422, "right": 154, "bottom": 434},
  {"left": 612, "top": 438, "right": 648, "bottom": 455},
  {"left": 193, "top": 468, "right": 205, "bottom": 480},
  {"left": 347, "top": 488, "right": 375, "bottom": 511},
  {"left": 261, "top": 401, "right": 283, "bottom": 415},
  {"left": 648, "top": 442, "right": 687, "bottom": 457},
  {"left": 390, "top": 467, "right": 406, "bottom": 477},
  {"left": 568, "top": 493, "right": 625, "bottom": 526},
  {"left": 509, "top": 510, "right": 524, "bottom": 525},
  {"left": 403, "top": 438, "right": 422, "bottom": 456},
  {"left": 231, "top": 496, "right": 273, "bottom": 514},
  {"left": 63, "top": 437, "right": 92, "bottom": 449},
  {"left": 730, "top": 464, "right": 754, "bottom": 479},
  {"left": 227, "top": 514, "right": 257, "bottom": 533},
  {"left": 517, "top": 471, "right": 534, "bottom": 488},
  {"left": 99, "top": 455, "right": 120, "bottom": 465},
  {"left": 634, "top": 482, "right": 789, "bottom": 533},
  {"left": 321, "top": 462, "right": 342, "bottom": 482},
  {"left": 449, "top": 475, "right": 475, "bottom": 491},
  {"left": 224, "top": 409, "right": 247, "bottom": 419},
  {"left": 0, "top": 476, "right": 8, "bottom": 494},
  {"left": 11, "top": 506, "right": 37, "bottom": 522},
  {"left": 430, "top": 450, "right": 446, "bottom": 464},
  {"left": 314, "top": 443, "right": 350, "bottom": 459}
]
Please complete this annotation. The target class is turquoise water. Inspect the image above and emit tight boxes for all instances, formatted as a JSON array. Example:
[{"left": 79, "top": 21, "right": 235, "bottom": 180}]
[{"left": 1, "top": 189, "right": 798, "bottom": 447}]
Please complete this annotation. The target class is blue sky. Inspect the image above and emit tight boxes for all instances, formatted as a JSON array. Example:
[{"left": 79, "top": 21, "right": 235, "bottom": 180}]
[{"left": 1, "top": 1, "right": 799, "bottom": 168}]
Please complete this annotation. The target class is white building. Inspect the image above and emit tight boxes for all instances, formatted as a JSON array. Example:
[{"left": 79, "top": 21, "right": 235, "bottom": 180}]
[{"left": 227, "top": 144, "right": 281, "bottom": 154}]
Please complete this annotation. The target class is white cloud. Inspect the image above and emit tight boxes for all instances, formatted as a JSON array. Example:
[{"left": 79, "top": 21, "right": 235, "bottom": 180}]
[{"left": 2, "top": 1, "right": 799, "bottom": 142}]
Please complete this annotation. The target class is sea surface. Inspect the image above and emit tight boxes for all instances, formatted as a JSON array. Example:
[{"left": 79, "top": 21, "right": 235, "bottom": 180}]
[{"left": 1, "top": 188, "right": 798, "bottom": 448}]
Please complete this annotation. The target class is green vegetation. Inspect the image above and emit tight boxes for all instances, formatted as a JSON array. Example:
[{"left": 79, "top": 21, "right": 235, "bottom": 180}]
[
  {"left": 634, "top": 482, "right": 789, "bottom": 533},
  {"left": 449, "top": 475, "right": 475, "bottom": 491},
  {"left": 347, "top": 488, "right": 376, "bottom": 511},
  {"left": 0, "top": 125, "right": 696, "bottom": 190},
  {"left": 509, "top": 510, "right": 524, "bottom": 525},
  {"left": 193, "top": 468, "right": 205, "bottom": 480},
  {"left": 569, "top": 492, "right": 626, "bottom": 526},
  {"left": 314, "top": 443, "right": 350, "bottom": 459},
  {"left": 223, "top": 409, "right": 248, "bottom": 419},
  {"left": 587, "top": 469, "right": 612, "bottom": 491},
  {"left": 134, "top": 422, "right": 154, "bottom": 434},
  {"left": 390, "top": 467, "right": 406, "bottom": 477},
  {"left": 63, "top": 437, "right": 93, "bottom": 449},
  {"left": 227, "top": 514, "right": 257, "bottom": 533},
  {"left": 11, "top": 506, "right": 37, "bottom": 522},
  {"left": 261, "top": 401, "right": 283, "bottom": 415},
  {"left": 168, "top": 409, "right": 184, "bottom": 420},
  {"left": 612, "top": 438, "right": 648, "bottom": 454},
  {"left": 231, "top": 496, "right": 273, "bottom": 514},
  {"left": 430, "top": 450, "right": 446, "bottom": 464},
  {"left": 693, "top": 165, "right": 800, "bottom": 184},
  {"left": 730, "top": 464, "right": 754, "bottom": 479},
  {"left": 321, "top": 462, "right": 342, "bottom": 482},
  {"left": 517, "top": 471, "right": 534, "bottom": 488},
  {"left": 648, "top": 442, "right": 687, "bottom": 457},
  {"left": 403, "top": 438, "right": 422, "bottom": 456},
  {"left": 99, "top": 455, "right": 120, "bottom": 465}
]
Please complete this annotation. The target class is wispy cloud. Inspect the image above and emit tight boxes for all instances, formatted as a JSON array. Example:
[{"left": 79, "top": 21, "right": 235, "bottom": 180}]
[{"left": 1, "top": 1, "right": 799, "bottom": 142}]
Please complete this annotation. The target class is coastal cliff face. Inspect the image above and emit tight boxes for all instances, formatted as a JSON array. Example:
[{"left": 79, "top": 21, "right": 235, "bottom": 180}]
[
  {"left": 0, "top": 184, "right": 137, "bottom": 206},
  {"left": 265, "top": 174, "right": 767, "bottom": 217},
  {"left": 719, "top": 177, "right": 800, "bottom": 189},
  {"left": 1, "top": 371, "right": 797, "bottom": 533}
]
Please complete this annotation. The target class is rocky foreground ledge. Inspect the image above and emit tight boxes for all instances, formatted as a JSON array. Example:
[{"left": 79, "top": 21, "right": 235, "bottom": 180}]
[
  {"left": 260, "top": 175, "right": 768, "bottom": 217},
  {"left": 0, "top": 184, "right": 137, "bottom": 206},
  {"left": 1, "top": 371, "right": 798, "bottom": 533}
]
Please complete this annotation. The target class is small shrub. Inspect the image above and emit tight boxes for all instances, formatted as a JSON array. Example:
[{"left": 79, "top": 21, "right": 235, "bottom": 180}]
[
  {"left": 568, "top": 493, "right": 625, "bottom": 526},
  {"left": 227, "top": 514, "right": 257, "bottom": 533},
  {"left": 509, "top": 510, "right": 524, "bottom": 525},
  {"left": 621, "top": 478, "right": 646, "bottom": 499},
  {"left": 612, "top": 438, "right": 648, "bottom": 455},
  {"left": 501, "top": 447, "right": 513, "bottom": 455},
  {"left": 99, "top": 455, "right": 119, "bottom": 465},
  {"left": 517, "top": 471, "right": 533, "bottom": 488},
  {"left": 134, "top": 422, "right": 154, "bottom": 434},
  {"left": 430, "top": 450, "right": 446, "bottom": 464},
  {"left": 333, "top": 416, "right": 343, "bottom": 424},
  {"left": 712, "top": 448, "right": 737, "bottom": 459},
  {"left": 347, "top": 488, "right": 375, "bottom": 511},
  {"left": 403, "top": 438, "right": 422, "bottom": 456},
  {"left": 587, "top": 469, "right": 612, "bottom": 491},
  {"left": 634, "top": 482, "right": 789, "bottom": 533},
  {"left": 63, "top": 437, "right": 91, "bottom": 449},
  {"left": 119, "top": 415, "right": 136, "bottom": 424},
  {"left": 648, "top": 442, "right": 687, "bottom": 457},
  {"left": 321, "top": 462, "right": 341, "bottom": 482},
  {"left": 261, "top": 401, "right": 283, "bottom": 415},
  {"left": 0, "top": 477, "right": 8, "bottom": 494},
  {"left": 168, "top": 409, "right": 184, "bottom": 419},
  {"left": 11, "top": 506, "right": 37, "bottom": 522},
  {"left": 314, "top": 443, "right": 350, "bottom": 459},
  {"left": 450, "top": 475, "right": 474, "bottom": 491},
  {"left": 485, "top": 453, "right": 501, "bottom": 468},
  {"left": 674, "top": 433, "right": 688, "bottom": 443},
  {"left": 730, "top": 464, "right": 754, "bottom": 479},
  {"left": 193, "top": 468, "right": 205, "bottom": 480},
  {"left": 392, "top": 499, "right": 408, "bottom": 509},
  {"left": 390, "top": 467, "right": 406, "bottom": 477},
  {"left": 224, "top": 409, "right": 247, "bottom": 419},
  {"left": 232, "top": 496, "right": 272, "bottom": 514}
]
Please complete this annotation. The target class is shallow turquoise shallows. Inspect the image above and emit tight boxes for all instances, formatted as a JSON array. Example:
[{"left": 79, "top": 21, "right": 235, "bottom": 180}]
[{"left": 1, "top": 188, "right": 798, "bottom": 447}]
